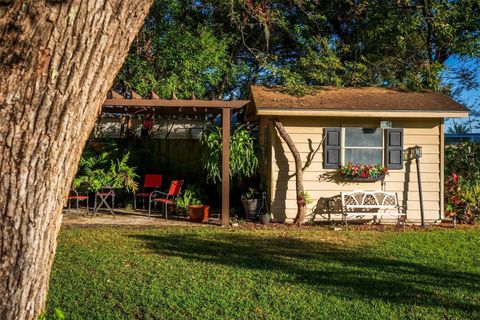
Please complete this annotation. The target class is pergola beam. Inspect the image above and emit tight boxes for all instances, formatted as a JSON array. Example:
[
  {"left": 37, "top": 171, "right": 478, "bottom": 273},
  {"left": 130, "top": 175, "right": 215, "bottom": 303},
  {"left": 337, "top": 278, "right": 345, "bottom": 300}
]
[
  {"left": 102, "top": 106, "right": 225, "bottom": 115},
  {"left": 103, "top": 98, "right": 248, "bottom": 109}
]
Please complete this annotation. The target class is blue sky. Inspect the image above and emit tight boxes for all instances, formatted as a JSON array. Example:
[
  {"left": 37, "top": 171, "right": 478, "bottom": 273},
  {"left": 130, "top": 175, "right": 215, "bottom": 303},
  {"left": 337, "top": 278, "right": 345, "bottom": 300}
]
[{"left": 444, "top": 56, "right": 479, "bottom": 132}]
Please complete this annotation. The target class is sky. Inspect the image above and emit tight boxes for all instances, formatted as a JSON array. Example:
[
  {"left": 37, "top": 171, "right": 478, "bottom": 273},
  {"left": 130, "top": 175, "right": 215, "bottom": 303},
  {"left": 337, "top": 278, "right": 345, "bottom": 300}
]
[{"left": 444, "top": 56, "right": 480, "bottom": 133}]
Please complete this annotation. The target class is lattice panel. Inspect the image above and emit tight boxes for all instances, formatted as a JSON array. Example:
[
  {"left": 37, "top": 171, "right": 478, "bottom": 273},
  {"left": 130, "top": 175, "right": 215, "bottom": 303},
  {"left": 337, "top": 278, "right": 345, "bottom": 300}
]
[
  {"left": 382, "top": 194, "right": 397, "bottom": 206},
  {"left": 364, "top": 194, "right": 379, "bottom": 206},
  {"left": 344, "top": 195, "right": 359, "bottom": 206}
]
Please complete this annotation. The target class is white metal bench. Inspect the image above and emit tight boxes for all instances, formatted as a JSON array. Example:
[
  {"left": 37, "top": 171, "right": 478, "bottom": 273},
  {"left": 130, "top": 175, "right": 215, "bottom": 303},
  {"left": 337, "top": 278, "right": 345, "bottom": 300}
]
[{"left": 340, "top": 191, "right": 406, "bottom": 229}]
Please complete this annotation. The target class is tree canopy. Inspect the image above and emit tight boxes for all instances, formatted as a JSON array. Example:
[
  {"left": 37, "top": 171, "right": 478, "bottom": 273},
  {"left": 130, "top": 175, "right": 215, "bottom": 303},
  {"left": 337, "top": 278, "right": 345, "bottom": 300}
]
[{"left": 114, "top": 0, "right": 480, "bottom": 104}]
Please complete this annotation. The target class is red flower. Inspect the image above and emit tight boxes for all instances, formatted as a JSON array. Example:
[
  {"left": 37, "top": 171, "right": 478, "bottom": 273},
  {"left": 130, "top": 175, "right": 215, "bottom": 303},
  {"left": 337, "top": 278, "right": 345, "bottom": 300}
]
[{"left": 452, "top": 173, "right": 459, "bottom": 184}]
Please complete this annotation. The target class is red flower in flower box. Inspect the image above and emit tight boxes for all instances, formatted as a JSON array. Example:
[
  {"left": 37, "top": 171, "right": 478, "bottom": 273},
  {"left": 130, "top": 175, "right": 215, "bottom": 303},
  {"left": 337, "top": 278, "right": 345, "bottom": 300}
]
[{"left": 339, "top": 162, "right": 388, "bottom": 181}]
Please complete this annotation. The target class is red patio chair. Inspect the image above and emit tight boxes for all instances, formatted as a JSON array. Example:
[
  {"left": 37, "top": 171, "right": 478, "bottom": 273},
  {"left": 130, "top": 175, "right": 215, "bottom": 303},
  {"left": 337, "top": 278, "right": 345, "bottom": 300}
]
[
  {"left": 148, "top": 180, "right": 184, "bottom": 219},
  {"left": 134, "top": 174, "right": 163, "bottom": 209},
  {"left": 66, "top": 189, "right": 89, "bottom": 213}
]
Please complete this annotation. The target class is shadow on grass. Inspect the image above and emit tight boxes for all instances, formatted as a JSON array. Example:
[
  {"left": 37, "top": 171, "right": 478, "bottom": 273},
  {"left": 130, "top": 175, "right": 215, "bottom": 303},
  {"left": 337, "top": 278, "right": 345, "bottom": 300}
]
[{"left": 130, "top": 232, "right": 480, "bottom": 314}]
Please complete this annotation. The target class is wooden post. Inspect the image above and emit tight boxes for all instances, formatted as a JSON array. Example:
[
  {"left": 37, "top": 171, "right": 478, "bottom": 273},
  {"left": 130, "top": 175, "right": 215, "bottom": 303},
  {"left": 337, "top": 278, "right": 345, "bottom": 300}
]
[
  {"left": 221, "top": 108, "right": 231, "bottom": 225},
  {"left": 416, "top": 153, "right": 425, "bottom": 228}
]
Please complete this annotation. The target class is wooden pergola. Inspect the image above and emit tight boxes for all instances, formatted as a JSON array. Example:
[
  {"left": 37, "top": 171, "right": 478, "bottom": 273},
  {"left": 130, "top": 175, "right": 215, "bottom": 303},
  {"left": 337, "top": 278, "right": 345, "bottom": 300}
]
[{"left": 102, "top": 91, "right": 249, "bottom": 225}]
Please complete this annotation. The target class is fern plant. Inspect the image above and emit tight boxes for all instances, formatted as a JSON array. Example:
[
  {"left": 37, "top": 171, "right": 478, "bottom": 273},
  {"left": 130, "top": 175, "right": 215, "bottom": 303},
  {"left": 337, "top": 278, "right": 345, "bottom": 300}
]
[
  {"left": 73, "top": 152, "right": 139, "bottom": 193},
  {"left": 109, "top": 153, "right": 139, "bottom": 192}
]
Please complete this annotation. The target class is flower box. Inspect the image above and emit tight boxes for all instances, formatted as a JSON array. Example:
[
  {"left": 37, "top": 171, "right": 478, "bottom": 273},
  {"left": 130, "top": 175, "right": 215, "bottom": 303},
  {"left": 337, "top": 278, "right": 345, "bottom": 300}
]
[
  {"left": 339, "top": 163, "right": 388, "bottom": 181},
  {"left": 343, "top": 174, "right": 386, "bottom": 182}
]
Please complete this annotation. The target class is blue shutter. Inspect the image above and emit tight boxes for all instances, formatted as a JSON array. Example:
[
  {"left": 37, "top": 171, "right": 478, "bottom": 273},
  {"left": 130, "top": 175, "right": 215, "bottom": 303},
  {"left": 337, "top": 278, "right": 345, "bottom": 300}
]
[
  {"left": 385, "top": 128, "right": 403, "bottom": 170},
  {"left": 323, "top": 128, "right": 341, "bottom": 169}
]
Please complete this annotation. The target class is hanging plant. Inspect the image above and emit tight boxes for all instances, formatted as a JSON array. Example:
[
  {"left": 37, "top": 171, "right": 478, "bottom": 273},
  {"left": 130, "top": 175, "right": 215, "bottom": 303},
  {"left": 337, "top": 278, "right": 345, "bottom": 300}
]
[{"left": 202, "top": 124, "right": 259, "bottom": 183}]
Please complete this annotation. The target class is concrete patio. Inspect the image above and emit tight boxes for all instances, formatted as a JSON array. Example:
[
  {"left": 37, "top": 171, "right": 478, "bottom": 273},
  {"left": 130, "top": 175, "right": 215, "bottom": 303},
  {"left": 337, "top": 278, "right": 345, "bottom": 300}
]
[{"left": 62, "top": 209, "right": 221, "bottom": 227}]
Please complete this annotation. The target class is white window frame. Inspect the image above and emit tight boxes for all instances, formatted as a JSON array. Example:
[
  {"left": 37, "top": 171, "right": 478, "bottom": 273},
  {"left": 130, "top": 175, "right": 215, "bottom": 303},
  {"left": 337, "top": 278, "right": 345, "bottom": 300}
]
[{"left": 341, "top": 127, "right": 385, "bottom": 165}]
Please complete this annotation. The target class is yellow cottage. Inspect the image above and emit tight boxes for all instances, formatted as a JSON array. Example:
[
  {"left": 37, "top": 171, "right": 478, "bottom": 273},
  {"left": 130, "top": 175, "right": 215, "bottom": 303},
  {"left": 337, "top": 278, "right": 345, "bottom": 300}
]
[{"left": 247, "top": 86, "right": 469, "bottom": 224}]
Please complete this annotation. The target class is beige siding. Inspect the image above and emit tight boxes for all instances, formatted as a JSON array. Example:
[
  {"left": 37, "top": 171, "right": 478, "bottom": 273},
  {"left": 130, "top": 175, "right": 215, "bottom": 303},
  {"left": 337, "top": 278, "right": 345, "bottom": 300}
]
[
  {"left": 257, "top": 116, "right": 270, "bottom": 190},
  {"left": 268, "top": 116, "right": 443, "bottom": 223}
]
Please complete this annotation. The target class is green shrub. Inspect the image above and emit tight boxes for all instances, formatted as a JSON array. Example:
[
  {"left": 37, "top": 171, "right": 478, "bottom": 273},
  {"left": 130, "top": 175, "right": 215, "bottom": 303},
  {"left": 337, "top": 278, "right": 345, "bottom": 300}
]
[
  {"left": 445, "top": 142, "right": 480, "bottom": 180},
  {"left": 73, "top": 152, "right": 139, "bottom": 193},
  {"left": 446, "top": 175, "right": 480, "bottom": 223},
  {"left": 445, "top": 142, "right": 480, "bottom": 223}
]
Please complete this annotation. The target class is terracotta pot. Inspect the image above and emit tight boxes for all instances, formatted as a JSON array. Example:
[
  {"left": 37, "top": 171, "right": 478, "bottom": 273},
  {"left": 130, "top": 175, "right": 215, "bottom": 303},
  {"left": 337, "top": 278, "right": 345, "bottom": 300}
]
[{"left": 188, "top": 205, "right": 210, "bottom": 223}]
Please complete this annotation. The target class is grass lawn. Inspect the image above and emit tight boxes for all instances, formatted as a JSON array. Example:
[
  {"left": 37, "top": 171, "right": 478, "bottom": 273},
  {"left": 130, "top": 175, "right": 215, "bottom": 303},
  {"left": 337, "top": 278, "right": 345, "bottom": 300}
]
[{"left": 46, "top": 225, "right": 480, "bottom": 319}]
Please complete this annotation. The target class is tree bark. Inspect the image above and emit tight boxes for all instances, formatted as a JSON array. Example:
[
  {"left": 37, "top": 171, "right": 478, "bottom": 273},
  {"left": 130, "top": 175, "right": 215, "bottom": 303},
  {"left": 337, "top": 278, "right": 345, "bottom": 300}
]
[
  {"left": 0, "top": 1, "right": 152, "bottom": 319},
  {"left": 273, "top": 119, "right": 306, "bottom": 226}
]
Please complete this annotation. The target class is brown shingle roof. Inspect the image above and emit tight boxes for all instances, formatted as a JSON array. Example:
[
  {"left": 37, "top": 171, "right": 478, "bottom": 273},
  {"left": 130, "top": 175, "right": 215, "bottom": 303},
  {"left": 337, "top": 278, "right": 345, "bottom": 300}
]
[{"left": 249, "top": 85, "right": 469, "bottom": 113}]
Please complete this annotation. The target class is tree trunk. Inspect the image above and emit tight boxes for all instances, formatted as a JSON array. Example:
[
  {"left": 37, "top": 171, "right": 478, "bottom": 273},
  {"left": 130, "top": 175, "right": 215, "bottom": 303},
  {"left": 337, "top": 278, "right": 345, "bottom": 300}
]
[
  {"left": 0, "top": 1, "right": 152, "bottom": 319},
  {"left": 273, "top": 119, "right": 306, "bottom": 226}
]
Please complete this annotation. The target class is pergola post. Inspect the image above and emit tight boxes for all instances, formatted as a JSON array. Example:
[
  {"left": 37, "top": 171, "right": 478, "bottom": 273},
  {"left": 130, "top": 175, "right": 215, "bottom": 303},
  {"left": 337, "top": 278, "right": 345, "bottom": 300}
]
[{"left": 221, "top": 107, "right": 231, "bottom": 225}]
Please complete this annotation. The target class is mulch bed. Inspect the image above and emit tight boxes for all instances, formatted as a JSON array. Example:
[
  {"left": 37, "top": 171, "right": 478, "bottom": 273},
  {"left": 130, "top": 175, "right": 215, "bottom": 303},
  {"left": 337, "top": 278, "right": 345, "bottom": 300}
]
[{"left": 230, "top": 220, "right": 478, "bottom": 232}]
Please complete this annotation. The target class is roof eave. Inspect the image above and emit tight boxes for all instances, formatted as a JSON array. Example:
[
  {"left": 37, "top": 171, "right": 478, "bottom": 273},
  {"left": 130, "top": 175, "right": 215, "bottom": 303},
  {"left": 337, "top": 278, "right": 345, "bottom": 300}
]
[{"left": 257, "top": 108, "right": 469, "bottom": 118}]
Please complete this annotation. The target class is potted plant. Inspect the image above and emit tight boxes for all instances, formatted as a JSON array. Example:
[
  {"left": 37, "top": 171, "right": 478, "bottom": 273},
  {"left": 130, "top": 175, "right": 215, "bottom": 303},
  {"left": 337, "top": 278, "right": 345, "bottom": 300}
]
[
  {"left": 188, "top": 203, "right": 210, "bottom": 223},
  {"left": 254, "top": 191, "right": 271, "bottom": 224},
  {"left": 177, "top": 187, "right": 210, "bottom": 223},
  {"left": 176, "top": 189, "right": 196, "bottom": 216},
  {"left": 259, "top": 212, "right": 271, "bottom": 225},
  {"left": 339, "top": 162, "right": 388, "bottom": 181},
  {"left": 241, "top": 187, "right": 260, "bottom": 219}
]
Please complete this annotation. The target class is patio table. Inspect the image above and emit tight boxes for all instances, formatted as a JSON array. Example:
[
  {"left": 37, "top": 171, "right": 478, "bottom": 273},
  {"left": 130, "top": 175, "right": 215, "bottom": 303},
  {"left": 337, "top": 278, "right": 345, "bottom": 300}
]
[{"left": 93, "top": 186, "right": 119, "bottom": 216}]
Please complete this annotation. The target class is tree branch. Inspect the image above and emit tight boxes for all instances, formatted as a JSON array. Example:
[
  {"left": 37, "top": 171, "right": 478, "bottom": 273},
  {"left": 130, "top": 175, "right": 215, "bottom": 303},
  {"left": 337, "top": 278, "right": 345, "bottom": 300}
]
[
  {"left": 272, "top": 118, "right": 306, "bottom": 225},
  {"left": 302, "top": 137, "right": 324, "bottom": 174}
]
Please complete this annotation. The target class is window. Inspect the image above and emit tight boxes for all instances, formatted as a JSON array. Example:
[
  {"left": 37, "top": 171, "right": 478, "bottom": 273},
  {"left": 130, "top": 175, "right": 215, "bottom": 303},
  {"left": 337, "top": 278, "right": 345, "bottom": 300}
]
[
  {"left": 343, "top": 128, "right": 383, "bottom": 165},
  {"left": 323, "top": 127, "right": 403, "bottom": 170}
]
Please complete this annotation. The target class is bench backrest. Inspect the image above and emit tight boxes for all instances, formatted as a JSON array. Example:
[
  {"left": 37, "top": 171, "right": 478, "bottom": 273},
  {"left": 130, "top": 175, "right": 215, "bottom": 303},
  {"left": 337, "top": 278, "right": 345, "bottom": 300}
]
[{"left": 341, "top": 191, "right": 399, "bottom": 208}]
